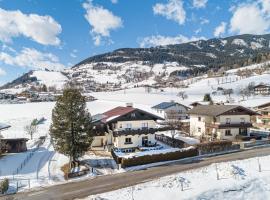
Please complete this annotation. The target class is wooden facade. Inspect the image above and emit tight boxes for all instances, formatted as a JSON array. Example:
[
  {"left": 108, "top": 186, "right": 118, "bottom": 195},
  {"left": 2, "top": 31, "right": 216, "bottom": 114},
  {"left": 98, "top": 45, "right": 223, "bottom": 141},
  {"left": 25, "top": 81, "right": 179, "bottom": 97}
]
[{"left": 1, "top": 138, "right": 28, "bottom": 153}]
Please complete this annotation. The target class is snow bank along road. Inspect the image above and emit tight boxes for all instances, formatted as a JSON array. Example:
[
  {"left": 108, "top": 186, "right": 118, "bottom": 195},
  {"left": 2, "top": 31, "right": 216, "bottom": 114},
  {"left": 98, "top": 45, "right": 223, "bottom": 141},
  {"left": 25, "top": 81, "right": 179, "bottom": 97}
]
[{"left": 6, "top": 146, "right": 270, "bottom": 200}]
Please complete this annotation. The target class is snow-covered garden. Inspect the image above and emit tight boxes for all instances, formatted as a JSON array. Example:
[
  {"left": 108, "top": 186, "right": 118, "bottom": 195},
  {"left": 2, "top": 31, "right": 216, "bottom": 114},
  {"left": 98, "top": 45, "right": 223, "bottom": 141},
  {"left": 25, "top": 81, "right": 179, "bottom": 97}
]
[{"left": 86, "top": 155, "right": 270, "bottom": 200}]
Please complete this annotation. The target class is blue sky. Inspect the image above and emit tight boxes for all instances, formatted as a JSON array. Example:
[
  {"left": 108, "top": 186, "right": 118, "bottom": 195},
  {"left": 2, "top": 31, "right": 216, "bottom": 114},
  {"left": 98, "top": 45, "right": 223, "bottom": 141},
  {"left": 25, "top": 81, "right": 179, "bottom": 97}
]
[{"left": 0, "top": 0, "right": 269, "bottom": 84}]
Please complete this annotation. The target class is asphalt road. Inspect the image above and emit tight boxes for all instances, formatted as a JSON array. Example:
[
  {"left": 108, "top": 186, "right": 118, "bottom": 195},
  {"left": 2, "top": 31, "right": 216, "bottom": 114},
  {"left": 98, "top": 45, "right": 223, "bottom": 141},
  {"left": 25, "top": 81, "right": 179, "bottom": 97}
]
[{"left": 4, "top": 147, "right": 270, "bottom": 200}]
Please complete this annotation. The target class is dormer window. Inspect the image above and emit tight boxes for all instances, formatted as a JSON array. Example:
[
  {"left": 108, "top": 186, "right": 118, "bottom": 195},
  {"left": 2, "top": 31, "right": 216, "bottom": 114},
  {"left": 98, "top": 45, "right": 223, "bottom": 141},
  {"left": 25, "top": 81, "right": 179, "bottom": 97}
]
[{"left": 131, "top": 113, "right": 136, "bottom": 118}]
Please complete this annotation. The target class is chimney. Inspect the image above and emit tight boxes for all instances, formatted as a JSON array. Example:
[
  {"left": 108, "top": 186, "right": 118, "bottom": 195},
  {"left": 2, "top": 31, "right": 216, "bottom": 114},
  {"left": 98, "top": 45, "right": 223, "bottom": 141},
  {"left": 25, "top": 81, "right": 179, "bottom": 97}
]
[{"left": 126, "top": 103, "right": 133, "bottom": 107}]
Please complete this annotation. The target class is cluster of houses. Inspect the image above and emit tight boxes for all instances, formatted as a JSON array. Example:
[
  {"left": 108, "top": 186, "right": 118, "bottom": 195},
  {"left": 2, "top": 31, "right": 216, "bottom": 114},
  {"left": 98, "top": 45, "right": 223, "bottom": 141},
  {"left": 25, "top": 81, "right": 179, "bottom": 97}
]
[
  {"left": 2, "top": 99, "right": 270, "bottom": 155},
  {"left": 89, "top": 100, "right": 270, "bottom": 152},
  {"left": 0, "top": 90, "right": 97, "bottom": 103}
]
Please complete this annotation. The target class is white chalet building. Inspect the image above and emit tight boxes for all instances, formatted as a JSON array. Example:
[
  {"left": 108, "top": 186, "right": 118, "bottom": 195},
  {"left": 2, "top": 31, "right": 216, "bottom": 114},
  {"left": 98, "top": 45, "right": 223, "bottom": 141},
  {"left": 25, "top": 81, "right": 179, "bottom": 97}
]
[
  {"left": 91, "top": 105, "right": 163, "bottom": 151},
  {"left": 152, "top": 101, "right": 190, "bottom": 120},
  {"left": 187, "top": 105, "right": 258, "bottom": 141}
]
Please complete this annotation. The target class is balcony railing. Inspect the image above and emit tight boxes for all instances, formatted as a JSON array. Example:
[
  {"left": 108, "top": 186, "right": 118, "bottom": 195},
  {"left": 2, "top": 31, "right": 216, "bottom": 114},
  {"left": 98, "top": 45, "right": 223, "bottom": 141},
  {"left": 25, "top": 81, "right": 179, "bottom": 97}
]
[
  {"left": 113, "top": 127, "right": 173, "bottom": 136},
  {"left": 205, "top": 122, "right": 253, "bottom": 129}
]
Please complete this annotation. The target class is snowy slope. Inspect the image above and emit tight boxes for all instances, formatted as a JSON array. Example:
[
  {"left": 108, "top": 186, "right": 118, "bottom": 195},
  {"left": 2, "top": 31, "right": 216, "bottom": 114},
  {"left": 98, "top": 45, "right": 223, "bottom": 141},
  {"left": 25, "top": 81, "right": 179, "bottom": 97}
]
[{"left": 31, "top": 70, "right": 68, "bottom": 89}]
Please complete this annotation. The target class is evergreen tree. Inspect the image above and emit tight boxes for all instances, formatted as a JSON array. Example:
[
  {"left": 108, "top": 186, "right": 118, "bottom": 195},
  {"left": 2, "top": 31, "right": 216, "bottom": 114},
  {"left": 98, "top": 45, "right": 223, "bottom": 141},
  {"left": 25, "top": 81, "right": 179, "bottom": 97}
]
[
  {"left": 50, "top": 87, "right": 93, "bottom": 167},
  {"left": 203, "top": 93, "right": 212, "bottom": 102},
  {"left": 41, "top": 84, "right": 47, "bottom": 92}
]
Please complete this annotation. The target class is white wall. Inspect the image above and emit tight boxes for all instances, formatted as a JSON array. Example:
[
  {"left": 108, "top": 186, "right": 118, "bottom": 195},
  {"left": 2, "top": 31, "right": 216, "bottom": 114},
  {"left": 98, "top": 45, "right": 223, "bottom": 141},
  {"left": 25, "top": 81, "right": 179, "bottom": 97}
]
[
  {"left": 116, "top": 120, "right": 156, "bottom": 130},
  {"left": 219, "top": 115, "right": 250, "bottom": 124},
  {"left": 153, "top": 104, "right": 188, "bottom": 119},
  {"left": 189, "top": 115, "right": 213, "bottom": 137},
  {"left": 114, "top": 133, "right": 156, "bottom": 149},
  {"left": 190, "top": 114, "right": 252, "bottom": 140}
]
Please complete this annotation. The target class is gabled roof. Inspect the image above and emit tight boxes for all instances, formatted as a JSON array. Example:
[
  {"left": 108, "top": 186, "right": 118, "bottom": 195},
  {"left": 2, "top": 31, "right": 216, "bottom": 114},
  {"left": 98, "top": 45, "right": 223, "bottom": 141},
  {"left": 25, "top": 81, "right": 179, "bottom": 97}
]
[
  {"left": 0, "top": 123, "right": 11, "bottom": 131},
  {"left": 93, "top": 106, "right": 164, "bottom": 123},
  {"left": 101, "top": 106, "right": 135, "bottom": 123},
  {"left": 254, "top": 84, "right": 270, "bottom": 88},
  {"left": 254, "top": 102, "right": 270, "bottom": 110},
  {"left": 152, "top": 102, "right": 189, "bottom": 110},
  {"left": 187, "top": 105, "right": 258, "bottom": 117}
]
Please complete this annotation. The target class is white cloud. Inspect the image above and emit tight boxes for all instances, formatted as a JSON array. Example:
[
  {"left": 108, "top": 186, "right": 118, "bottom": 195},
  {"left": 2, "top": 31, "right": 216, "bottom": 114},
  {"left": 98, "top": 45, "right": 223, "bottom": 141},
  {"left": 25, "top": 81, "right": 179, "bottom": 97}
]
[
  {"left": 214, "top": 22, "right": 227, "bottom": 37},
  {"left": 229, "top": 1, "right": 270, "bottom": 35},
  {"left": 139, "top": 35, "right": 206, "bottom": 48},
  {"left": 83, "top": 0, "right": 123, "bottom": 46},
  {"left": 0, "top": 8, "right": 61, "bottom": 46},
  {"left": 153, "top": 0, "right": 186, "bottom": 25},
  {"left": 111, "top": 0, "right": 118, "bottom": 4},
  {"left": 0, "top": 47, "right": 64, "bottom": 71},
  {"left": 200, "top": 17, "right": 209, "bottom": 25},
  {"left": 194, "top": 28, "right": 202, "bottom": 34},
  {"left": 193, "top": 0, "right": 208, "bottom": 8},
  {"left": 70, "top": 53, "right": 77, "bottom": 58},
  {"left": 0, "top": 68, "right": 6, "bottom": 76}
]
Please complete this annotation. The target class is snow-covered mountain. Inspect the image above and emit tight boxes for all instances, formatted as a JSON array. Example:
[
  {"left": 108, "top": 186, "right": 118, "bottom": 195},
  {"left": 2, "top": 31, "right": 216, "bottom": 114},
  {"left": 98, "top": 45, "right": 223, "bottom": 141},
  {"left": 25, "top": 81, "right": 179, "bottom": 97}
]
[
  {"left": 2, "top": 34, "right": 270, "bottom": 92},
  {"left": 0, "top": 70, "right": 68, "bottom": 93}
]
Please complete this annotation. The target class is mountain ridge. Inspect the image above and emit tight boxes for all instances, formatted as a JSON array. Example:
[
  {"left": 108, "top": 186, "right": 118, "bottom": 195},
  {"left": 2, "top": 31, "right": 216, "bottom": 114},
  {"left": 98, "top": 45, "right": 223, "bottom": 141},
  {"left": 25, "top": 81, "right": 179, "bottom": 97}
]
[{"left": 2, "top": 33, "right": 270, "bottom": 92}]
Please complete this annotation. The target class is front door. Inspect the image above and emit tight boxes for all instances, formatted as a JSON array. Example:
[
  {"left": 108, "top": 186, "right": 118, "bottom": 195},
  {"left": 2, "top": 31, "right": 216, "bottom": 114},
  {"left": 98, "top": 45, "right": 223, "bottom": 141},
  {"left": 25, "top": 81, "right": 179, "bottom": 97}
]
[
  {"left": 239, "top": 128, "right": 248, "bottom": 136},
  {"left": 142, "top": 136, "right": 148, "bottom": 146}
]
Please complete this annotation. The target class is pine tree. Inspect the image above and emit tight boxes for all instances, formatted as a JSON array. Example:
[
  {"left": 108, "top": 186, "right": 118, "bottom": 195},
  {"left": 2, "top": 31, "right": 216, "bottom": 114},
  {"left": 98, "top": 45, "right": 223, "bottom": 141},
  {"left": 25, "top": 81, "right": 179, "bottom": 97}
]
[
  {"left": 50, "top": 87, "right": 93, "bottom": 167},
  {"left": 203, "top": 93, "right": 212, "bottom": 102}
]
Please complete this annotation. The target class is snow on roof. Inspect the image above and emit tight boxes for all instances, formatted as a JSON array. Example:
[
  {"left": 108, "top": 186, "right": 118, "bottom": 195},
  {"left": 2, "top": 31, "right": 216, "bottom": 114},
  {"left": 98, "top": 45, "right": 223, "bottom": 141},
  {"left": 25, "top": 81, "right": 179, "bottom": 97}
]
[
  {"left": 0, "top": 123, "right": 11, "bottom": 131},
  {"left": 152, "top": 101, "right": 188, "bottom": 110},
  {"left": 152, "top": 102, "right": 177, "bottom": 110}
]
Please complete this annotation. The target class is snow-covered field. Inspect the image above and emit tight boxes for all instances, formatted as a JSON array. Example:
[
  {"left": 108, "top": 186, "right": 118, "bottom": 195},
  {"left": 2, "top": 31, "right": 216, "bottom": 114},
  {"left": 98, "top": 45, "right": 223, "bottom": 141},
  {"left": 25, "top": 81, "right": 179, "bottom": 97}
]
[{"left": 86, "top": 155, "right": 270, "bottom": 200}]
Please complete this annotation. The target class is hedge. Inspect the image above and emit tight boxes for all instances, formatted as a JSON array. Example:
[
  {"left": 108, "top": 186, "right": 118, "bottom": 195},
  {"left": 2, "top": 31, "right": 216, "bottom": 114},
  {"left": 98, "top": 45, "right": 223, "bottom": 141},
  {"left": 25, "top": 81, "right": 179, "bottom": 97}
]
[
  {"left": 196, "top": 140, "right": 238, "bottom": 155},
  {"left": 120, "top": 147, "right": 198, "bottom": 168},
  {"left": 111, "top": 149, "right": 122, "bottom": 164}
]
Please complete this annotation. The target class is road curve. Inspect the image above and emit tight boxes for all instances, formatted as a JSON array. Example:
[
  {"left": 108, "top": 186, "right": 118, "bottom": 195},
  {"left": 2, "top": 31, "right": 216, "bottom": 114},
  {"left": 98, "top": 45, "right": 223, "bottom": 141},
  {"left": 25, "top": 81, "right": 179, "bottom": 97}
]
[{"left": 5, "top": 146, "right": 270, "bottom": 200}]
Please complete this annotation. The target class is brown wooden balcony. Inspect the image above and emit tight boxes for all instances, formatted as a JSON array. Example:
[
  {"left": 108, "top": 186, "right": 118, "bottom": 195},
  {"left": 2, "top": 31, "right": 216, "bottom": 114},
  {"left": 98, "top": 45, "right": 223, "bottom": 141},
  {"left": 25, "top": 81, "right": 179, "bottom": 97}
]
[{"left": 205, "top": 122, "right": 253, "bottom": 129}]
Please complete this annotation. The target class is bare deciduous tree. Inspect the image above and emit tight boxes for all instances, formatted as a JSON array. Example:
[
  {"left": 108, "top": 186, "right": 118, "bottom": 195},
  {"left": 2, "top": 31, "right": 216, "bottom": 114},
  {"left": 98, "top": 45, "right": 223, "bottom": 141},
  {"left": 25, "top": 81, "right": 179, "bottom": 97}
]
[
  {"left": 24, "top": 119, "right": 38, "bottom": 140},
  {"left": 177, "top": 91, "right": 188, "bottom": 100}
]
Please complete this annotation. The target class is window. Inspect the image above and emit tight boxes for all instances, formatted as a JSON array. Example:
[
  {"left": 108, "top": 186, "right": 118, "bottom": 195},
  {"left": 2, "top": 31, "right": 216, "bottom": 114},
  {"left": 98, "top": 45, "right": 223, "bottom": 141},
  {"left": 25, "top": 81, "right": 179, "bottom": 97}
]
[
  {"left": 226, "top": 118, "right": 231, "bottom": 124},
  {"left": 240, "top": 118, "right": 245, "bottom": 124},
  {"left": 262, "top": 111, "right": 268, "bottom": 115},
  {"left": 131, "top": 113, "right": 136, "bottom": 118},
  {"left": 142, "top": 122, "right": 148, "bottom": 129},
  {"left": 225, "top": 129, "right": 232, "bottom": 136},
  {"left": 239, "top": 128, "right": 248, "bottom": 136},
  {"left": 198, "top": 117, "right": 201, "bottom": 121},
  {"left": 125, "top": 138, "right": 132, "bottom": 144},
  {"left": 126, "top": 123, "right": 132, "bottom": 130},
  {"left": 198, "top": 127, "right": 201, "bottom": 132}
]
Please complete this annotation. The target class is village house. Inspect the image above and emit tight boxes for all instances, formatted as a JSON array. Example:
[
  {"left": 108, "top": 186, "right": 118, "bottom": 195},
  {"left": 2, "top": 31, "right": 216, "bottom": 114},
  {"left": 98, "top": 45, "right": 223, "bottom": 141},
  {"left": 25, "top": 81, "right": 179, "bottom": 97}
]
[
  {"left": 187, "top": 105, "right": 258, "bottom": 141},
  {"left": 253, "top": 102, "right": 270, "bottom": 130},
  {"left": 254, "top": 84, "right": 270, "bottom": 95},
  {"left": 91, "top": 104, "right": 163, "bottom": 151},
  {"left": 152, "top": 101, "right": 190, "bottom": 120}
]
